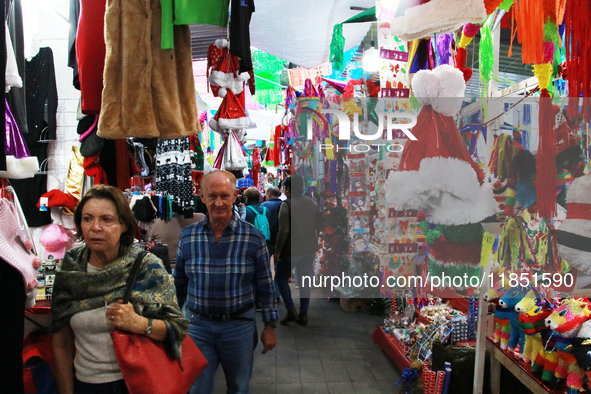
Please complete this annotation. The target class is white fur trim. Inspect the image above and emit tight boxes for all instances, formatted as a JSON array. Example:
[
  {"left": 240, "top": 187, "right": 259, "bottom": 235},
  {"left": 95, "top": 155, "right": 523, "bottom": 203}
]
[
  {"left": 215, "top": 39, "right": 229, "bottom": 48},
  {"left": 209, "top": 118, "right": 220, "bottom": 132},
  {"left": 564, "top": 174, "right": 591, "bottom": 205},
  {"left": 411, "top": 65, "right": 465, "bottom": 116},
  {"left": 390, "top": 0, "right": 487, "bottom": 41},
  {"left": 218, "top": 116, "right": 250, "bottom": 130},
  {"left": 218, "top": 88, "right": 227, "bottom": 98},
  {"left": 385, "top": 157, "right": 497, "bottom": 225},
  {"left": 577, "top": 320, "right": 591, "bottom": 339},
  {"left": 557, "top": 244, "right": 591, "bottom": 274},
  {"left": 238, "top": 72, "right": 250, "bottom": 82},
  {"left": 0, "top": 156, "right": 39, "bottom": 179},
  {"left": 208, "top": 71, "right": 236, "bottom": 87}
]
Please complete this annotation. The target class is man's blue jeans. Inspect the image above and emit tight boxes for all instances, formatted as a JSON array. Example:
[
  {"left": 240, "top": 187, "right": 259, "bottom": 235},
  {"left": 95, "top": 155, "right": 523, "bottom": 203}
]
[
  {"left": 185, "top": 308, "right": 257, "bottom": 394},
  {"left": 276, "top": 253, "right": 316, "bottom": 314}
]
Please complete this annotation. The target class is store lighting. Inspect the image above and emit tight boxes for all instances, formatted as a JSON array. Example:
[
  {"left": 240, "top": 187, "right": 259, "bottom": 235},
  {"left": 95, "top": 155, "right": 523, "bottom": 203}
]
[{"left": 362, "top": 41, "right": 381, "bottom": 73}]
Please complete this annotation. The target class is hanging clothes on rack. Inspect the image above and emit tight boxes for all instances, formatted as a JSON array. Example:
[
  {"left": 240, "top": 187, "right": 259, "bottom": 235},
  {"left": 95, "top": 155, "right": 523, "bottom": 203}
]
[
  {"left": 10, "top": 47, "right": 58, "bottom": 227},
  {"left": 5, "top": 0, "right": 28, "bottom": 148},
  {"left": 98, "top": 0, "right": 200, "bottom": 139},
  {"left": 156, "top": 137, "right": 194, "bottom": 218}
]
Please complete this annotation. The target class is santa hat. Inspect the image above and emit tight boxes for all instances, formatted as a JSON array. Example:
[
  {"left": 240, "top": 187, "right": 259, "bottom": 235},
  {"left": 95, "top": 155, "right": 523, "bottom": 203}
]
[
  {"left": 557, "top": 174, "right": 591, "bottom": 274},
  {"left": 209, "top": 89, "right": 250, "bottom": 132},
  {"left": 390, "top": 0, "right": 487, "bottom": 41},
  {"left": 385, "top": 65, "right": 496, "bottom": 225},
  {"left": 207, "top": 39, "right": 249, "bottom": 95},
  {"left": 37, "top": 189, "right": 79, "bottom": 212}
]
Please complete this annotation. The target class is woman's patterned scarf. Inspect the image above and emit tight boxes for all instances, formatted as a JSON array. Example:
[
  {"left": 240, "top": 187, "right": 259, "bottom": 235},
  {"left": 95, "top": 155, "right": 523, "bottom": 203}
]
[{"left": 50, "top": 245, "right": 188, "bottom": 358}]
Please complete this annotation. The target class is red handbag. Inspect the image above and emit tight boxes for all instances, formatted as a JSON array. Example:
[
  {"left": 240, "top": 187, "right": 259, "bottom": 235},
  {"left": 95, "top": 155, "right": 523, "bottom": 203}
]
[{"left": 111, "top": 252, "right": 207, "bottom": 394}]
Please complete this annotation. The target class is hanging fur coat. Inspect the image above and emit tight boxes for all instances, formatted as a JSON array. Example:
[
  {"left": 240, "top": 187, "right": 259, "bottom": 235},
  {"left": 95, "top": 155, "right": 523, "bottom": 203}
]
[{"left": 98, "top": 0, "right": 201, "bottom": 139}]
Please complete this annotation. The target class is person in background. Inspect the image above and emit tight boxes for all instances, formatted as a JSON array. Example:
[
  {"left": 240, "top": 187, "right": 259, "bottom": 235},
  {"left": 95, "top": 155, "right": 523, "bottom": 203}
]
[
  {"left": 274, "top": 176, "right": 319, "bottom": 327},
  {"left": 51, "top": 185, "right": 187, "bottom": 394},
  {"left": 175, "top": 171, "right": 278, "bottom": 394},
  {"left": 146, "top": 212, "right": 205, "bottom": 271},
  {"left": 243, "top": 187, "right": 273, "bottom": 311},
  {"left": 262, "top": 187, "right": 283, "bottom": 303},
  {"left": 233, "top": 195, "right": 246, "bottom": 220}
]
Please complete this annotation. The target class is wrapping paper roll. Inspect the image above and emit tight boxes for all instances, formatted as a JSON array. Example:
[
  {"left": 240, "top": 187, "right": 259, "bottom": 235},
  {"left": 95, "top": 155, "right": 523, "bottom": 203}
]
[
  {"left": 436, "top": 370, "right": 446, "bottom": 394},
  {"left": 442, "top": 362, "right": 452, "bottom": 394}
]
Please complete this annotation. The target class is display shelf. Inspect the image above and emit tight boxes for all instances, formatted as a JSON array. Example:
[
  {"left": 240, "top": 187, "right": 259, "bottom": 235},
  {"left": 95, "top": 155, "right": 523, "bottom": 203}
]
[
  {"left": 485, "top": 337, "right": 563, "bottom": 394},
  {"left": 26, "top": 300, "right": 51, "bottom": 315},
  {"left": 372, "top": 327, "right": 412, "bottom": 371}
]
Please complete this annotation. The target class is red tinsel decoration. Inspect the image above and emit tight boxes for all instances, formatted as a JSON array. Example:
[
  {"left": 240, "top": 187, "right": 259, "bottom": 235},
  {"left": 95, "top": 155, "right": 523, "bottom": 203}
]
[
  {"left": 454, "top": 48, "right": 473, "bottom": 83},
  {"left": 564, "top": 0, "right": 591, "bottom": 123},
  {"left": 429, "top": 237, "right": 481, "bottom": 265},
  {"left": 536, "top": 90, "right": 557, "bottom": 220}
]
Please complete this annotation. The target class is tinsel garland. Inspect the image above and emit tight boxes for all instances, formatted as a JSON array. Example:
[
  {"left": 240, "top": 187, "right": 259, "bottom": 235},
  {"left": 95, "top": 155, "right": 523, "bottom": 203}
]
[
  {"left": 564, "top": 0, "right": 591, "bottom": 123},
  {"left": 439, "top": 223, "right": 483, "bottom": 244},
  {"left": 429, "top": 237, "right": 482, "bottom": 266},
  {"left": 498, "top": 218, "right": 533, "bottom": 269},
  {"left": 428, "top": 260, "right": 481, "bottom": 285}
]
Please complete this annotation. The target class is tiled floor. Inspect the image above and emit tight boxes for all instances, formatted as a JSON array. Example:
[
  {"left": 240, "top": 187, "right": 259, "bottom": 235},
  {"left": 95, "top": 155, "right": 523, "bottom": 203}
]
[{"left": 212, "top": 289, "right": 402, "bottom": 394}]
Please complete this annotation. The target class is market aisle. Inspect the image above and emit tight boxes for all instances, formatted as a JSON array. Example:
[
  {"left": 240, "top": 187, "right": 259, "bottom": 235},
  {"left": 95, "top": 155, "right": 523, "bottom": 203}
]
[{"left": 213, "top": 288, "right": 401, "bottom": 394}]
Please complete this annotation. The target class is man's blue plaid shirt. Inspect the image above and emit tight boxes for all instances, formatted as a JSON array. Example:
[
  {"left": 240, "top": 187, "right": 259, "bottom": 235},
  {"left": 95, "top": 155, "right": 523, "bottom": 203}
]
[{"left": 174, "top": 212, "right": 278, "bottom": 323}]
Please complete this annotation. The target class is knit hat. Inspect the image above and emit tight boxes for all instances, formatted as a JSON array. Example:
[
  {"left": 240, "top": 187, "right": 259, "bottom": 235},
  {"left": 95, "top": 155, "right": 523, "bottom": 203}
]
[
  {"left": 39, "top": 223, "right": 69, "bottom": 259},
  {"left": 37, "top": 189, "right": 79, "bottom": 212},
  {"left": 385, "top": 65, "right": 496, "bottom": 225},
  {"left": 390, "top": 0, "right": 487, "bottom": 42},
  {"left": 557, "top": 174, "right": 591, "bottom": 274},
  {"left": 209, "top": 89, "right": 250, "bottom": 132},
  {"left": 0, "top": 199, "right": 40, "bottom": 300}
]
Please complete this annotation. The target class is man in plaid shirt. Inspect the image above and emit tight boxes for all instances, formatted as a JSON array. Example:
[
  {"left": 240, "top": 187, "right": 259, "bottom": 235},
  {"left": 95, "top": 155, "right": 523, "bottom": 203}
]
[{"left": 175, "top": 170, "right": 278, "bottom": 394}]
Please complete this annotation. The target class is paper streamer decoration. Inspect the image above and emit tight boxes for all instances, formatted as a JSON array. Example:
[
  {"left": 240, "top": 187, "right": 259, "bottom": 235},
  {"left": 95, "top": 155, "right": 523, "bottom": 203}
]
[{"left": 480, "top": 231, "right": 495, "bottom": 267}]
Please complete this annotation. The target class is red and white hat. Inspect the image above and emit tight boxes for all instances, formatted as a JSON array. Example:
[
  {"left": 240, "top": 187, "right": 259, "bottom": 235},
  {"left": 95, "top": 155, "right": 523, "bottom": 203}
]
[
  {"left": 207, "top": 39, "right": 249, "bottom": 95},
  {"left": 558, "top": 174, "right": 591, "bottom": 274},
  {"left": 385, "top": 65, "right": 496, "bottom": 225},
  {"left": 390, "top": 0, "right": 487, "bottom": 41},
  {"left": 209, "top": 89, "right": 250, "bottom": 132}
]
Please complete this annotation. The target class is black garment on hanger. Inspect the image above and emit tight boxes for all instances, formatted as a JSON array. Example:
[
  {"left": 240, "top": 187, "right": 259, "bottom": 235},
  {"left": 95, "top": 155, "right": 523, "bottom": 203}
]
[
  {"left": 0, "top": 259, "right": 26, "bottom": 394},
  {"left": 1, "top": 0, "right": 6, "bottom": 171},
  {"left": 5, "top": 0, "right": 27, "bottom": 142},
  {"left": 229, "top": 0, "right": 255, "bottom": 73},
  {"left": 10, "top": 47, "right": 58, "bottom": 227},
  {"left": 67, "top": 0, "right": 80, "bottom": 89}
]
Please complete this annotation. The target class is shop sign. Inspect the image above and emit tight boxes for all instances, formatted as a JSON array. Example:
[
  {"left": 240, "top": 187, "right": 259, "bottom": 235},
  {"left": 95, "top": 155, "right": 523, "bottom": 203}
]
[
  {"left": 305, "top": 109, "right": 417, "bottom": 141},
  {"left": 380, "top": 49, "right": 409, "bottom": 62}
]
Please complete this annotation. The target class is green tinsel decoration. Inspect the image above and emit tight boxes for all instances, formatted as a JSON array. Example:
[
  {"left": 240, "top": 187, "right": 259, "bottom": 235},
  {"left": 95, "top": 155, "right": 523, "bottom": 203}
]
[
  {"left": 428, "top": 260, "right": 481, "bottom": 281},
  {"left": 252, "top": 49, "right": 286, "bottom": 106},
  {"left": 426, "top": 230, "right": 443, "bottom": 245},
  {"left": 439, "top": 223, "right": 483, "bottom": 244},
  {"left": 329, "top": 24, "right": 345, "bottom": 71}
]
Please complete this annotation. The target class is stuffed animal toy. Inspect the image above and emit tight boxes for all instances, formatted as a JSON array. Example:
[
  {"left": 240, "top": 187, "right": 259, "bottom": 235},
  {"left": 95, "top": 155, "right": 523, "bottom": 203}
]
[
  {"left": 514, "top": 288, "right": 541, "bottom": 362},
  {"left": 518, "top": 298, "right": 555, "bottom": 374},
  {"left": 572, "top": 320, "right": 591, "bottom": 392},
  {"left": 484, "top": 277, "right": 510, "bottom": 343},
  {"left": 546, "top": 298, "right": 591, "bottom": 393},
  {"left": 497, "top": 285, "right": 529, "bottom": 352}
]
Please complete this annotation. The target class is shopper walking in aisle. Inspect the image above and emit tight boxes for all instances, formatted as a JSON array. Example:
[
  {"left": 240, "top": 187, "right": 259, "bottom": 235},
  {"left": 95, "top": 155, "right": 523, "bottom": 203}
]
[
  {"left": 51, "top": 185, "right": 187, "bottom": 394},
  {"left": 274, "top": 175, "right": 320, "bottom": 327},
  {"left": 175, "top": 170, "right": 278, "bottom": 394},
  {"left": 262, "top": 186, "right": 283, "bottom": 303}
]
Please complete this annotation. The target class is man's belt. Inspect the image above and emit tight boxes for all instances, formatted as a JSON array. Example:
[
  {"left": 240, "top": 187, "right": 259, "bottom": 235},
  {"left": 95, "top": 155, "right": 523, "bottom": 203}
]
[{"left": 189, "top": 303, "right": 255, "bottom": 322}]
